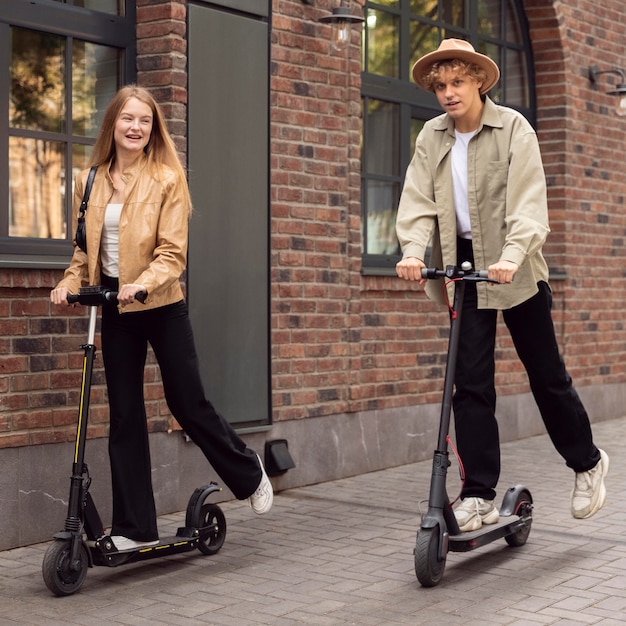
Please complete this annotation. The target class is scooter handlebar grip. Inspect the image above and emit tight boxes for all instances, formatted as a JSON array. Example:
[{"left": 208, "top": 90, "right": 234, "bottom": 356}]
[
  {"left": 420, "top": 268, "right": 440, "bottom": 279},
  {"left": 103, "top": 290, "right": 148, "bottom": 304}
]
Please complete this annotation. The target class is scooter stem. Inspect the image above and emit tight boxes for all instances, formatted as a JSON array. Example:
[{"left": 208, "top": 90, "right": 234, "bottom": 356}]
[
  {"left": 422, "top": 278, "right": 466, "bottom": 537},
  {"left": 435, "top": 279, "right": 466, "bottom": 451},
  {"left": 65, "top": 306, "right": 98, "bottom": 531}
]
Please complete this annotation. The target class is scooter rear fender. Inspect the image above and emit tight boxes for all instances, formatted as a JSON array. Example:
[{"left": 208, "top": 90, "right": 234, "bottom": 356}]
[
  {"left": 500, "top": 485, "right": 533, "bottom": 516},
  {"left": 185, "top": 482, "right": 222, "bottom": 528}
]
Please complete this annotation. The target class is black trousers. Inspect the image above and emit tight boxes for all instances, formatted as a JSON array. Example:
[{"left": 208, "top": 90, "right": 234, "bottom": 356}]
[
  {"left": 101, "top": 278, "right": 261, "bottom": 541},
  {"left": 454, "top": 239, "right": 600, "bottom": 501}
]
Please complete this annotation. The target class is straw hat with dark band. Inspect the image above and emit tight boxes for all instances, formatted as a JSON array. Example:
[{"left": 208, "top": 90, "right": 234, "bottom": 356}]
[{"left": 411, "top": 39, "right": 500, "bottom": 95}]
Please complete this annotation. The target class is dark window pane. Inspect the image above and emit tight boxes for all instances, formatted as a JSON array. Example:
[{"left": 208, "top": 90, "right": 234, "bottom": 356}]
[
  {"left": 72, "top": 144, "right": 93, "bottom": 182},
  {"left": 410, "top": 0, "right": 438, "bottom": 19},
  {"left": 409, "top": 21, "right": 439, "bottom": 81},
  {"left": 72, "top": 42, "right": 120, "bottom": 137},
  {"left": 50, "top": 0, "right": 121, "bottom": 15},
  {"left": 365, "top": 181, "right": 401, "bottom": 255},
  {"left": 506, "top": 0, "right": 522, "bottom": 44},
  {"left": 9, "top": 138, "right": 66, "bottom": 239},
  {"left": 505, "top": 48, "right": 529, "bottom": 107},
  {"left": 478, "top": 0, "right": 502, "bottom": 38},
  {"left": 10, "top": 29, "right": 65, "bottom": 133},
  {"left": 410, "top": 118, "right": 426, "bottom": 152},
  {"left": 441, "top": 0, "right": 465, "bottom": 27},
  {"left": 479, "top": 40, "right": 503, "bottom": 102},
  {"left": 366, "top": 9, "right": 399, "bottom": 78},
  {"left": 365, "top": 100, "right": 400, "bottom": 176}
]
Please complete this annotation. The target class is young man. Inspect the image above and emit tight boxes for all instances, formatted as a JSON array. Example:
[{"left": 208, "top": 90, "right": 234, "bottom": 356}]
[{"left": 395, "top": 39, "right": 608, "bottom": 532}]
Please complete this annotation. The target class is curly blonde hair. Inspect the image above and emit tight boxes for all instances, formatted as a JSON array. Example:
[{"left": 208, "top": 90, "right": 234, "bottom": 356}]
[{"left": 421, "top": 59, "right": 488, "bottom": 93}]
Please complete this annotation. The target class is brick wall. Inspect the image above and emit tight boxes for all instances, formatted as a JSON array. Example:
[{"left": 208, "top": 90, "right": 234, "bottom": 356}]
[
  {"left": 270, "top": 0, "right": 365, "bottom": 420},
  {"left": 269, "top": 0, "right": 626, "bottom": 425},
  {"left": 526, "top": 0, "right": 626, "bottom": 387},
  {"left": 2, "top": 0, "right": 626, "bottom": 451}
]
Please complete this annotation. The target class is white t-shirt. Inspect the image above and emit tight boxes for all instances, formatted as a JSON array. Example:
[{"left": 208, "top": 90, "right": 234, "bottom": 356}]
[
  {"left": 451, "top": 129, "right": 476, "bottom": 240},
  {"left": 100, "top": 203, "right": 123, "bottom": 277}
]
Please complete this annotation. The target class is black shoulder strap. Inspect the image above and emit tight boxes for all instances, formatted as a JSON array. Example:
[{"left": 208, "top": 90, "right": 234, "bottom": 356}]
[{"left": 79, "top": 166, "right": 98, "bottom": 217}]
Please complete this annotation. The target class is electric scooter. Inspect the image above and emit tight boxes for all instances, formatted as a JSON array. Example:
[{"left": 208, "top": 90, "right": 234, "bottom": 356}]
[
  {"left": 42, "top": 286, "right": 226, "bottom": 596},
  {"left": 414, "top": 263, "right": 533, "bottom": 587}
]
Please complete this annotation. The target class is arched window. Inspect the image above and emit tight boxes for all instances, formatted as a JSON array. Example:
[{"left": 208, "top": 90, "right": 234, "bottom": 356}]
[{"left": 361, "top": 0, "right": 535, "bottom": 274}]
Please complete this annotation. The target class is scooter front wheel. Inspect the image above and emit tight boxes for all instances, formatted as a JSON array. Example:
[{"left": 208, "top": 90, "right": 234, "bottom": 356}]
[
  {"left": 414, "top": 527, "right": 446, "bottom": 587},
  {"left": 195, "top": 503, "right": 227, "bottom": 555},
  {"left": 42, "top": 539, "right": 89, "bottom": 596}
]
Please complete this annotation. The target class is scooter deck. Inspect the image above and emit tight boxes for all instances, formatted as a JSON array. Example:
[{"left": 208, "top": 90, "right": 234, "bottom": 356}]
[
  {"left": 91, "top": 532, "right": 199, "bottom": 566},
  {"left": 448, "top": 514, "right": 528, "bottom": 552}
]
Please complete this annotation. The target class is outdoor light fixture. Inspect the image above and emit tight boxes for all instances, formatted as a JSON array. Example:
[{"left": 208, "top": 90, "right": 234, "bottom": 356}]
[
  {"left": 319, "top": 0, "right": 365, "bottom": 53},
  {"left": 588, "top": 65, "right": 626, "bottom": 117}
]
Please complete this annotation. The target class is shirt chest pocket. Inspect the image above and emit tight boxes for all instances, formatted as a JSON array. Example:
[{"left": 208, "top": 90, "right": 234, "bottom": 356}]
[{"left": 486, "top": 160, "right": 509, "bottom": 204}]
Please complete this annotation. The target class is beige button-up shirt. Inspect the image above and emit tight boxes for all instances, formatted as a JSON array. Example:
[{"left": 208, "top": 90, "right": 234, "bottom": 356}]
[{"left": 396, "top": 97, "right": 550, "bottom": 310}]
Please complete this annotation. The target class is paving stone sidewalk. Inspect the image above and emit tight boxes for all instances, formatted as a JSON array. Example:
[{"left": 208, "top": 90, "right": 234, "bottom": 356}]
[{"left": 0, "top": 416, "right": 624, "bottom": 626}]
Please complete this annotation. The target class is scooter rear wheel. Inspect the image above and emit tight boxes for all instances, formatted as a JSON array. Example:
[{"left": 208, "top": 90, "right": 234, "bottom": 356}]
[
  {"left": 42, "top": 539, "right": 89, "bottom": 596},
  {"left": 504, "top": 491, "right": 532, "bottom": 547},
  {"left": 196, "top": 503, "right": 227, "bottom": 555},
  {"left": 414, "top": 527, "right": 446, "bottom": 587}
]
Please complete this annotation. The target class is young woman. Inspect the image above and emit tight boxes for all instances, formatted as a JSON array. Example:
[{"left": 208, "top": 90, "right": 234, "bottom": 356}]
[{"left": 51, "top": 85, "right": 272, "bottom": 551}]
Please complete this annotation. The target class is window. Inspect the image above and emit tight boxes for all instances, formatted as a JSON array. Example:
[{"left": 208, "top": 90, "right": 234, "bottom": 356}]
[
  {"left": 361, "top": 0, "right": 535, "bottom": 274},
  {"left": 0, "top": 0, "right": 135, "bottom": 267}
]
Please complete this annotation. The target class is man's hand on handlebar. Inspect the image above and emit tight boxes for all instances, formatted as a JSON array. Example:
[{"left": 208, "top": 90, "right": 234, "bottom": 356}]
[
  {"left": 487, "top": 260, "right": 518, "bottom": 285},
  {"left": 396, "top": 256, "right": 427, "bottom": 285}
]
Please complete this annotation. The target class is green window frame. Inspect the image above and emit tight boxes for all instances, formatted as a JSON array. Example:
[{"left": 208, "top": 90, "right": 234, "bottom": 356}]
[
  {"left": 0, "top": 0, "right": 136, "bottom": 268},
  {"left": 361, "top": 0, "right": 535, "bottom": 274}
]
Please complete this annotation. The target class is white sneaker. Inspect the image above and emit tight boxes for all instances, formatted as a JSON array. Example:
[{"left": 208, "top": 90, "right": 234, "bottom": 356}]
[
  {"left": 249, "top": 454, "right": 273, "bottom": 514},
  {"left": 571, "top": 449, "right": 609, "bottom": 519},
  {"left": 110, "top": 536, "right": 159, "bottom": 551},
  {"left": 454, "top": 497, "right": 499, "bottom": 532}
]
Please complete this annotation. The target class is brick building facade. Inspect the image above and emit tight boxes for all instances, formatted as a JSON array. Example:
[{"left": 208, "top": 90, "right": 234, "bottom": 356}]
[{"left": 1, "top": 0, "right": 625, "bottom": 549}]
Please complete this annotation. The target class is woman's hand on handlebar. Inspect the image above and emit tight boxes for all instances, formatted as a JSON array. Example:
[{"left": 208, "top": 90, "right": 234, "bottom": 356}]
[
  {"left": 487, "top": 260, "right": 518, "bottom": 285},
  {"left": 396, "top": 256, "right": 427, "bottom": 285},
  {"left": 50, "top": 286, "right": 73, "bottom": 306},
  {"left": 117, "top": 283, "right": 148, "bottom": 306}
]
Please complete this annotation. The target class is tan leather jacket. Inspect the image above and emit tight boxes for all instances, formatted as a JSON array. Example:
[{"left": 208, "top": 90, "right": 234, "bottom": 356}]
[
  {"left": 56, "top": 155, "right": 189, "bottom": 313},
  {"left": 396, "top": 97, "right": 550, "bottom": 310}
]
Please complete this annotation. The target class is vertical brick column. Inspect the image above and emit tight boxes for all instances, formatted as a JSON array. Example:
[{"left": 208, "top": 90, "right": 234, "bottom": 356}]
[{"left": 136, "top": 0, "right": 188, "bottom": 163}]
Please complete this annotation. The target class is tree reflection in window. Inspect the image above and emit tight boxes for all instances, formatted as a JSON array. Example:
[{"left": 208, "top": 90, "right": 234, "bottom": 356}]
[{"left": 8, "top": 27, "right": 119, "bottom": 240}]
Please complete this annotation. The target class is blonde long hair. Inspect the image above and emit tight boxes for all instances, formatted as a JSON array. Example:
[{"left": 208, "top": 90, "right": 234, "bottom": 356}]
[{"left": 89, "top": 85, "right": 192, "bottom": 212}]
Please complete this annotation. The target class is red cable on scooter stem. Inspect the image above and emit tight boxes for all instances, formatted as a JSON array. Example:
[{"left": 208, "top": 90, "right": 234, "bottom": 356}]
[
  {"left": 446, "top": 434, "right": 465, "bottom": 505},
  {"left": 443, "top": 279, "right": 460, "bottom": 318}
]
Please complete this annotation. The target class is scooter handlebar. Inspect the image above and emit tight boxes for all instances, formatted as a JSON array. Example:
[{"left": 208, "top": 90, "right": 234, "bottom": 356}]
[
  {"left": 420, "top": 265, "right": 493, "bottom": 282},
  {"left": 67, "top": 286, "right": 147, "bottom": 306}
]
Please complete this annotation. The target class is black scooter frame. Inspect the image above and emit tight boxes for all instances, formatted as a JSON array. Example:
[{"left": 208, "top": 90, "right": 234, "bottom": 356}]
[
  {"left": 42, "top": 286, "right": 226, "bottom": 595},
  {"left": 414, "top": 265, "right": 533, "bottom": 587}
]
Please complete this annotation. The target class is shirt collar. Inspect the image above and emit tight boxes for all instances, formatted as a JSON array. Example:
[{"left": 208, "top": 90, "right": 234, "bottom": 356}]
[{"left": 432, "top": 96, "right": 504, "bottom": 136}]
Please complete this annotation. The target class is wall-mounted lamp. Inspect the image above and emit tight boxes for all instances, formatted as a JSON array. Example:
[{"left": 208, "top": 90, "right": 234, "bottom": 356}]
[
  {"left": 589, "top": 65, "right": 626, "bottom": 117},
  {"left": 319, "top": 1, "right": 365, "bottom": 53}
]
